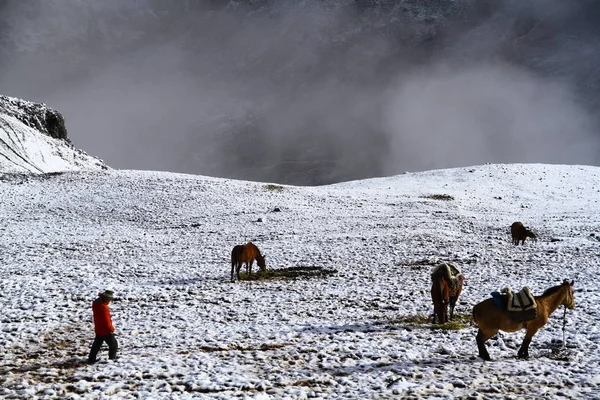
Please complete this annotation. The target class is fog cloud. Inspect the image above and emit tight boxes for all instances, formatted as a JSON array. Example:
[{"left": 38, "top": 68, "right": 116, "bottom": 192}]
[
  {"left": 382, "top": 63, "right": 599, "bottom": 173},
  {"left": 1, "top": 0, "right": 598, "bottom": 184}
]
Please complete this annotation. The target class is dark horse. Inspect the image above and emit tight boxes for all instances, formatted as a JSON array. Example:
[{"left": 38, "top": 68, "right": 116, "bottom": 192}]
[
  {"left": 473, "top": 279, "right": 575, "bottom": 360},
  {"left": 230, "top": 242, "right": 266, "bottom": 282},
  {"left": 511, "top": 221, "right": 537, "bottom": 245},
  {"left": 431, "top": 263, "right": 465, "bottom": 324}
]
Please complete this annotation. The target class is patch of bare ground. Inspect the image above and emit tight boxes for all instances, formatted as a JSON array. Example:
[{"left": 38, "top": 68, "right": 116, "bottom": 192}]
[
  {"left": 199, "top": 342, "right": 293, "bottom": 352},
  {"left": 420, "top": 194, "right": 454, "bottom": 201},
  {"left": 239, "top": 266, "right": 337, "bottom": 281},
  {"left": 386, "top": 312, "right": 473, "bottom": 330}
]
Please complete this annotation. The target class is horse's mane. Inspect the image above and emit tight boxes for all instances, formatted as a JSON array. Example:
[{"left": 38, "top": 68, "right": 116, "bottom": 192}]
[
  {"left": 539, "top": 283, "right": 565, "bottom": 298},
  {"left": 248, "top": 242, "right": 263, "bottom": 257}
]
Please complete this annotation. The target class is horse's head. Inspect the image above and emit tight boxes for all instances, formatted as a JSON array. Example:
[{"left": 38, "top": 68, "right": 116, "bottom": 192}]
[
  {"left": 257, "top": 254, "right": 267, "bottom": 271},
  {"left": 563, "top": 279, "right": 575, "bottom": 309},
  {"left": 526, "top": 230, "right": 538, "bottom": 241}
]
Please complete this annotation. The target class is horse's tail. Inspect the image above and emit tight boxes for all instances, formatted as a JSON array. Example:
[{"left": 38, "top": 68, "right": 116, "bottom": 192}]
[
  {"left": 431, "top": 274, "right": 450, "bottom": 302},
  {"left": 231, "top": 247, "right": 237, "bottom": 280},
  {"left": 439, "top": 277, "right": 445, "bottom": 309},
  {"left": 431, "top": 274, "right": 450, "bottom": 323},
  {"left": 231, "top": 246, "right": 239, "bottom": 264},
  {"left": 472, "top": 301, "right": 484, "bottom": 327},
  {"left": 442, "top": 275, "right": 450, "bottom": 300},
  {"left": 231, "top": 245, "right": 245, "bottom": 280}
]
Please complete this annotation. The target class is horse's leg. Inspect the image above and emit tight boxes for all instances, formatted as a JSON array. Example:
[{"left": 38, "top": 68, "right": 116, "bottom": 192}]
[
  {"left": 476, "top": 328, "right": 495, "bottom": 361},
  {"left": 449, "top": 299, "right": 456, "bottom": 321},
  {"left": 433, "top": 302, "right": 443, "bottom": 324},
  {"left": 517, "top": 337, "right": 532, "bottom": 359},
  {"left": 231, "top": 261, "right": 236, "bottom": 282},
  {"left": 518, "top": 329, "right": 538, "bottom": 359},
  {"left": 236, "top": 262, "right": 242, "bottom": 280},
  {"left": 443, "top": 301, "right": 449, "bottom": 323},
  {"left": 436, "top": 302, "right": 447, "bottom": 324}
]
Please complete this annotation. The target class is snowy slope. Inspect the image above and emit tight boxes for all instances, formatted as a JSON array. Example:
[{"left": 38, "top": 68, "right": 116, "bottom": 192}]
[
  {"left": 0, "top": 164, "right": 599, "bottom": 399},
  {"left": 0, "top": 95, "right": 107, "bottom": 173}
]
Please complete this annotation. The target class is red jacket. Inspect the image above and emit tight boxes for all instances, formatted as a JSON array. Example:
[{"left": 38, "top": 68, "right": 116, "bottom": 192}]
[{"left": 92, "top": 298, "right": 115, "bottom": 336}]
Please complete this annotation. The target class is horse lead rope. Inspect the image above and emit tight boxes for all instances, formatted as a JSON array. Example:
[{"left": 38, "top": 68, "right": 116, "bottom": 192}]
[{"left": 562, "top": 306, "right": 568, "bottom": 349}]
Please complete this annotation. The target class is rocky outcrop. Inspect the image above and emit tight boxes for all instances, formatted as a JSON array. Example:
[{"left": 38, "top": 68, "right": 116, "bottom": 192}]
[
  {"left": 0, "top": 94, "right": 108, "bottom": 173},
  {"left": 0, "top": 95, "right": 69, "bottom": 142}
]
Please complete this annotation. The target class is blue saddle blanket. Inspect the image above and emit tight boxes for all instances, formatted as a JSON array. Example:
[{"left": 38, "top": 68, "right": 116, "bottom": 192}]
[{"left": 491, "top": 291, "right": 503, "bottom": 308}]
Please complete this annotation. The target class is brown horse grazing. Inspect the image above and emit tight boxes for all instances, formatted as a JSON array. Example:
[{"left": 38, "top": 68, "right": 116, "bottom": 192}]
[
  {"left": 431, "top": 263, "right": 466, "bottom": 324},
  {"left": 511, "top": 221, "right": 537, "bottom": 245},
  {"left": 473, "top": 280, "right": 575, "bottom": 361},
  {"left": 230, "top": 242, "right": 266, "bottom": 282}
]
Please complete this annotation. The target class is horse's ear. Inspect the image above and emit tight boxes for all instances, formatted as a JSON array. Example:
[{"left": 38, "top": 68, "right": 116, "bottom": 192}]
[{"left": 570, "top": 280, "right": 574, "bottom": 286}]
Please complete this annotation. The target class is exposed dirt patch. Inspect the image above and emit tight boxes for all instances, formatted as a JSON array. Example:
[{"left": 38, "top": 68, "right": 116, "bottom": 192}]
[
  {"left": 263, "top": 184, "right": 285, "bottom": 191},
  {"left": 199, "top": 342, "right": 292, "bottom": 352},
  {"left": 239, "top": 266, "right": 337, "bottom": 281},
  {"left": 386, "top": 312, "right": 473, "bottom": 330},
  {"left": 420, "top": 194, "right": 454, "bottom": 201}
]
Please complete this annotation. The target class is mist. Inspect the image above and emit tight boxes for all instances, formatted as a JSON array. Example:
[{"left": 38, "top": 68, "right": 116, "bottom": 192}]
[
  {"left": 382, "top": 63, "right": 599, "bottom": 174},
  {"left": 1, "top": 0, "right": 599, "bottom": 184}
]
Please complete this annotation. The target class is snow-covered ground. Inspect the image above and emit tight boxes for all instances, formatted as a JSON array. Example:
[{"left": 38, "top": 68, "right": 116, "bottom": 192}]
[{"left": 1, "top": 163, "right": 599, "bottom": 399}]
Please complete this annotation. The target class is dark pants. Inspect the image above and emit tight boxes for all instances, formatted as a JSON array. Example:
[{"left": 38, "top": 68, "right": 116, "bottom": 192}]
[{"left": 88, "top": 333, "right": 118, "bottom": 363}]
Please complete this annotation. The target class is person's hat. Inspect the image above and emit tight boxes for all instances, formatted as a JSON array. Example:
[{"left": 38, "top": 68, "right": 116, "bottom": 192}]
[{"left": 100, "top": 290, "right": 115, "bottom": 300}]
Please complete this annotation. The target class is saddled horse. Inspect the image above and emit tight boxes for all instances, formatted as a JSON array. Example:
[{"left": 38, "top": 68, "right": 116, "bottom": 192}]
[
  {"left": 431, "top": 263, "right": 465, "bottom": 324},
  {"left": 473, "top": 279, "right": 575, "bottom": 360},
  {"left": 230, "top": 242, "right": 266, "bottom": 282}
]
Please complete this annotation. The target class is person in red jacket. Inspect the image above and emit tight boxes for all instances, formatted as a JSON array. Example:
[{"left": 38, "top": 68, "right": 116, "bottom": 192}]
[{"left": 87, "top": 290, "right": 118, "bottom": 364}]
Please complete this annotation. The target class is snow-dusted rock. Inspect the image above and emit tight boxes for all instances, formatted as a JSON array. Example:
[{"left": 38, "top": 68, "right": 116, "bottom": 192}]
[{"left": 0, "top": 94, "right": 107, "bottom": 173}]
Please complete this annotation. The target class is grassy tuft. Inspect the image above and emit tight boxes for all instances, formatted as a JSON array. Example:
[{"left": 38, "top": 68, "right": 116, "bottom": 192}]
[
  {"left": 386, "top": 312, "right": 472, "bottom": 330},
  {"left": 264, "top": 184, "right": 285, "bottom": 191},
  {"left": 420, "top": 194, "right": 454, "bottom": 201},
  {"left": 436, "top": 321, "right": 466, "bottom": 330},
  {"left": 238, "top": 266, "right": 336, "bottom": 281}
]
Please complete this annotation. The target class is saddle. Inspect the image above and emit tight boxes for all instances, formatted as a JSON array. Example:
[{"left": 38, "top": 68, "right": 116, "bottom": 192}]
[
  {"left": 491, "top": 287, "right": 537, "bottom": 322},
  {"left": 431, "top": 263, "right": 465, "bottom": 293}
]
